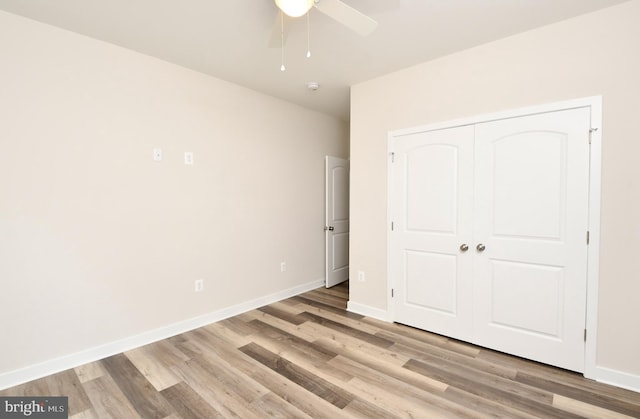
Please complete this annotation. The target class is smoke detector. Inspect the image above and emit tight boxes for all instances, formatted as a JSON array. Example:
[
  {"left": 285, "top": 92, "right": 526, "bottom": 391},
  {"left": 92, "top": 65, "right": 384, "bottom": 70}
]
[{"left": 306, "top": 82, "right": 320, "bottom": 91}]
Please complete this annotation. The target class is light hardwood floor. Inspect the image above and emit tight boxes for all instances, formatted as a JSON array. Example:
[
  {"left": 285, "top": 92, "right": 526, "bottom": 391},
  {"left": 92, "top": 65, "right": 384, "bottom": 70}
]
[{"left": 2, "top": 282, "right": 639, "bottom": 418}]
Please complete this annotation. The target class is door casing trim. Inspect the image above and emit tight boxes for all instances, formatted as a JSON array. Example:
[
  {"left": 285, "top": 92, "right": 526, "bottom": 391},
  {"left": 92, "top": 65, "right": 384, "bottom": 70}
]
[{"left": 386, "top": 96, "right": 602, "bottom": 379}]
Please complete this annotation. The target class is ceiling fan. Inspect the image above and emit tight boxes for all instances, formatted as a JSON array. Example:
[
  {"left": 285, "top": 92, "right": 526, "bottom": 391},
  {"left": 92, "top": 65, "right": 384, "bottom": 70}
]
[{"left": 269, "top": 0, "right": 378, "bottom": 47}]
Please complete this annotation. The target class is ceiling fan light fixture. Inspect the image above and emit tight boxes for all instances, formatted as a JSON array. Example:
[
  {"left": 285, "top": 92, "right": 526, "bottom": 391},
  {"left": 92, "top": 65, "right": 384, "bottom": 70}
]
[{"left": 275, "top": 0, "right": 314, "bottom": 18}]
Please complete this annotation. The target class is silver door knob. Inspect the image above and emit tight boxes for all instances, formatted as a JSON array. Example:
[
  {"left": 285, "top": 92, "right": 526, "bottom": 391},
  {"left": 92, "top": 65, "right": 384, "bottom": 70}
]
[
  {"left": 460, "top": 244, "right": 469, "bottom": 252},
  {"left": 324, "top": 226, "right": 334, "bottom": 231},
  {"left": 476, "top": 243, "right": 486, "bottom": 252}
]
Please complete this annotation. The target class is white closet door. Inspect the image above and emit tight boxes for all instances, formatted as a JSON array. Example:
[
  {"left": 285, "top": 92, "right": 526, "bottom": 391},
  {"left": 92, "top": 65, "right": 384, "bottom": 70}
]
[
  {"left": 391, "top": 125, "right": 475, "bottom": 341},
  {"left": 473, "top": 108, "right": 591, "bottom": 372}
]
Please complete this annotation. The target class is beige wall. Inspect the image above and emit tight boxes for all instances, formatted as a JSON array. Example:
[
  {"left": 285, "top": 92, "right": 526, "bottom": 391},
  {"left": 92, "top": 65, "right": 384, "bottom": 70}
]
[
  {"left": 350, "top": 0, "right": 640, "bottom": 379},
  {"left": 0, "top": 11, "right": 348, "bottom": 378}
]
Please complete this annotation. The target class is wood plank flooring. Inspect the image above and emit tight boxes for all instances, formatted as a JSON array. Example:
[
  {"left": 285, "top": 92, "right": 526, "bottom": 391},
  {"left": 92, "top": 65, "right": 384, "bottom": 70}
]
[{"left": 2, "top": 282, "right": 639, "bottom": 418}]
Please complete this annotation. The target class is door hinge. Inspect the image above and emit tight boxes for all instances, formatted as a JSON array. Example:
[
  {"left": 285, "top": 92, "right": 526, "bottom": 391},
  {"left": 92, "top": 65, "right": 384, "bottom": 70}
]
[
  {"left": 391, "top": 152, "right": 395, "bottom": 163},
  {"left": 391, "top": 221, "right": 394, "bottom": 231},
  {"left": 391, "top": 288, "right": 394, "bottom": 298},
  {"left": 589, "top": 127, "right": 599, "bottom": 144},
  {"left": 584, "top": 329, "right": 587, "bottom": 342},
  {"left": 586, "top": 231, "right": 590, "bottom": 245}
]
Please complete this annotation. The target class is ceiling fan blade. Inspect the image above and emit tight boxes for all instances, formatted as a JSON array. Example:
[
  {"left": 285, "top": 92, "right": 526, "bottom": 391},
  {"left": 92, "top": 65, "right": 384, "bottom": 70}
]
[
  {"left": 267, "top": 11, "right": 292, "bottom": 48},
  {"left": 314, "top": 0, "right": 378, "bottom": 36}
]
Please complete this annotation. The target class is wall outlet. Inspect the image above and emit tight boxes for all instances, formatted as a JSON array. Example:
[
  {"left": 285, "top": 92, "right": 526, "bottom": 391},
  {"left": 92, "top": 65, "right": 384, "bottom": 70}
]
[
  {"left": 194, "top": 279, "right": 204, "bottom": 292},
  {"left": 153, "top": 148, "right": 162, "bottom": 162},
  {"left": 280, "top": 262, "right": 287, "bottom": 272},
  {"left": 184, "top": 152, "right": 194, "bottom": 165},
  {"left": 358, "top": 271, "right": 366, "bottom": 282}
]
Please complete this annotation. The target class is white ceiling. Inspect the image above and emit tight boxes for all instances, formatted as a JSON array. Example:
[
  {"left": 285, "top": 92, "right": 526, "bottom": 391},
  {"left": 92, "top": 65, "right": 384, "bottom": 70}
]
[{"left": 0, "top": 0, "right": 628, "bottom": 121}]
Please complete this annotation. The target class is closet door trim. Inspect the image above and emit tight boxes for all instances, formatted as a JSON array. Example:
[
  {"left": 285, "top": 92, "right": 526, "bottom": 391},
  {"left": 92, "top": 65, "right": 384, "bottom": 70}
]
[{"left": 387, "top": 96, "right": 602, "bottom": 378}]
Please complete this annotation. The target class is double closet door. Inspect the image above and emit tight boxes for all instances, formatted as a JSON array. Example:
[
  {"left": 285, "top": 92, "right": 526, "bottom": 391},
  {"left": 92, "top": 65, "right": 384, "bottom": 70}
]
[{"left": 390, "top": 108, "right": 591, "bottom": 372}]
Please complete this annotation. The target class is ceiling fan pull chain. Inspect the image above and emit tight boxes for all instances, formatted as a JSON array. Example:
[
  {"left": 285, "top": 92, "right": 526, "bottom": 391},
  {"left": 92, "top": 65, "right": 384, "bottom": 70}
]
[
  {"left": 306, "top": 11, "right": 311, "bottom": 58},
  {"left": 280, "top": 11, "right": 286, "bottom": 71}
]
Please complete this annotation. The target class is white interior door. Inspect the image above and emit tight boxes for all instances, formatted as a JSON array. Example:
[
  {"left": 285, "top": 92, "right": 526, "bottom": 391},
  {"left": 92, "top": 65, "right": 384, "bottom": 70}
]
[
  {"left": 325, "top": 156, "right": 349, "bottom": 288},
  {"left": 391, "top": 126, "right": 475, "bottom": 340},
  {"left": 473, "top": 108, "right": 591, "bottom": 372},
  {"left": 390, "top": 106, "right": 591, "bottom": 372}
]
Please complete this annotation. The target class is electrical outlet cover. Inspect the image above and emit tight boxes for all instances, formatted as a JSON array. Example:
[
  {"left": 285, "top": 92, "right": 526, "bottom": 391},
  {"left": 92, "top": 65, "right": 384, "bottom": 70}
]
[{"left": 194, "top": 279, "right": 204, "bottom": 292}]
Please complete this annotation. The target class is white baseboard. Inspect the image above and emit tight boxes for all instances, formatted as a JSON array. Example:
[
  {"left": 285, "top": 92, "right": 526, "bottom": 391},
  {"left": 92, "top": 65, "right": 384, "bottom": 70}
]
[
  {"left": 0, "top": 278, "right": 324, "bottom": 391},
  {"left": 347, "top": 301, "right": 391, "bottom": 322},
  {"left": 592, "top": 365, "right": 640, "bottom": 393}
]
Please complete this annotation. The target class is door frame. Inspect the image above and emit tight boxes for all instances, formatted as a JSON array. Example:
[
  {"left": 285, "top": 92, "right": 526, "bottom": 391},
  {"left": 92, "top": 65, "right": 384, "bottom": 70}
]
[{"left": 387, "top": 96, "right": 602, "bottom": 379}]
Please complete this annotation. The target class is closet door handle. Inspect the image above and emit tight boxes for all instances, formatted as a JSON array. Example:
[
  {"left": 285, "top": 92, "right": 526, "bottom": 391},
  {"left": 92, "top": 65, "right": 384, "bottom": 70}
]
[
  {"left": 459, "top": 244, "right": 469, "bottom": 252},
  {"left": 476, "top": 243, "right": 486, "bottom": 252}
]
